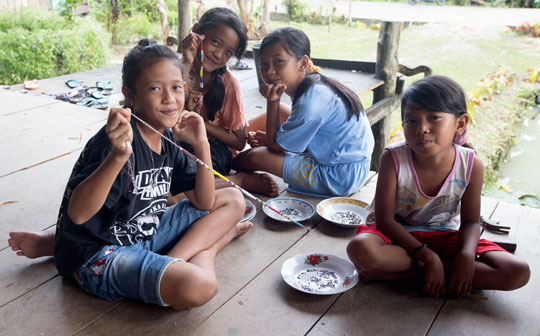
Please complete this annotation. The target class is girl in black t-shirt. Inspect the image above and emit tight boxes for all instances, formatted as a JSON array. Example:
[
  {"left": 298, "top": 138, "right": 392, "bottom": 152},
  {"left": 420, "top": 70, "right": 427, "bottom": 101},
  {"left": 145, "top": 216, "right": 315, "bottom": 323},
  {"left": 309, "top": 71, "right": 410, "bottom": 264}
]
[{"left": 9, "top": 40, "right": 253, "bottom": 308}]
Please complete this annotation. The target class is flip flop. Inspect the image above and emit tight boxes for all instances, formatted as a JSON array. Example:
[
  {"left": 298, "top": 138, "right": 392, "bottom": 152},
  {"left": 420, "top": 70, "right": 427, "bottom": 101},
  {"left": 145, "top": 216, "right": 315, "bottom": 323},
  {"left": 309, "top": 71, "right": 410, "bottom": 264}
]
[
  {"left": 76, "top": 97, "right": 109, "bottom": 110},
  {"left": 23, "top": 79, "right": 39, "bottom": 90},
  {"left": 96, "top": 80, "right": 113, "bottom": 95},
  {"left": 65, "top": 79, "right": 84, "bottom": 88},
  {"left": 56, "top": 87, "right": 86, "bottom": 102}
]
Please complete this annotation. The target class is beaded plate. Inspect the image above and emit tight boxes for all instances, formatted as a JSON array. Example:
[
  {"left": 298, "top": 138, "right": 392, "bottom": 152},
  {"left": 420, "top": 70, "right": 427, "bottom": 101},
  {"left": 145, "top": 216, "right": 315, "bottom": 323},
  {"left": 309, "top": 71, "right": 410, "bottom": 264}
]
[
  {"left": 281, "top": 253, "right": 359, "bottom": 295},
  {"left": 263, "top": 197, "right": 315, "bottom": 223},
  {"left": 317, "top": 197, "right": 369, "bottom": 228},
  {"left": 241, "top": 199, "right": 256, "bottom": 222}
]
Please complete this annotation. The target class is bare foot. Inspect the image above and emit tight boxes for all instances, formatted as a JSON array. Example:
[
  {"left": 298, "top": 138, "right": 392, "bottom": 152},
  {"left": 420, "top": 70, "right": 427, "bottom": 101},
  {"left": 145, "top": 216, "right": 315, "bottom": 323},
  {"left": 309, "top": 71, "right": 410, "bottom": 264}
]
[
  {"left": 211, "top": 221, "right": 254, "bottom": 254},
  {"left": 232, "top": 172, "right": 280, "bottom": 197},
  {"left": 8, "top": 231, "right": 55, "bottom": 259}
]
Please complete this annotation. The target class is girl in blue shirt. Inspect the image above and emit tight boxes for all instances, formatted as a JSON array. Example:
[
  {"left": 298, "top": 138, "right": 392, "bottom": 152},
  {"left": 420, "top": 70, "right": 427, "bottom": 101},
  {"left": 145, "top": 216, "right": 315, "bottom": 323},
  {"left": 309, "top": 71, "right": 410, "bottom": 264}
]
[{"left": 235, "top": 27, "right": 374, "bottom": 197}]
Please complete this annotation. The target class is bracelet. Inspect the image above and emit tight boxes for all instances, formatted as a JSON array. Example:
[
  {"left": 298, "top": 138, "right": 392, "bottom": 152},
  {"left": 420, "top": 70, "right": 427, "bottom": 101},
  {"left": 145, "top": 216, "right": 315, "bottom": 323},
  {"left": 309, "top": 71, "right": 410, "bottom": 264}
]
[{"left": 411, "top": 243, "right": 427, "bottom": 258}]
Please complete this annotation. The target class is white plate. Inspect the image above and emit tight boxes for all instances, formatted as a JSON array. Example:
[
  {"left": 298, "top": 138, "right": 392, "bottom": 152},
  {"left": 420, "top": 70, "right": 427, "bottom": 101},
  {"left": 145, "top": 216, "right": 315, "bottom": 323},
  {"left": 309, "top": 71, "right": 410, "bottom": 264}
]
[
  {"left": 281, "top": 252, "right": 359, "bottom": 295},
  {"left": 263, "top": 197, "right": 315, "bottom": 222},
  {"left": 317, "top": 197, "right": 369, "bottom": 228},
  {"left": 241, "top": 199, "right": 256, "bottom": 222}
]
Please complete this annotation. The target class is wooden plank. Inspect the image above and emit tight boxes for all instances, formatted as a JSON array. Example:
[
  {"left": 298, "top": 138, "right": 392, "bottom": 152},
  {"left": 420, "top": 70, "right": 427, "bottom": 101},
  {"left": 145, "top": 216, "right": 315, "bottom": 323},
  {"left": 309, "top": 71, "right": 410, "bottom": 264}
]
[
  {"left": 189, "top": 175, "right": 378, "bottom": 335},
  {"left": 0, "top": 151, "right": 80, "bottom": 241},
  {"left": 0, "top": 276, "right": 119, "bottom": 335},
  {"left": 0, "top": 90, "right": 61, "bottom": 116},
  {"left": 429, "top": 202, "right": 540, "bottom": 335},
  {"left": 481, "top": 197, "right": 517, "bottom": 252},
  {"left": 0, "top": 249, "right": 57, "bottom": 307},
  {"left": 0, "top": 102, "right": 107, "bottom": 177},
  {"left": 76, "top": 203, "right": 315, "bottom": 335}
]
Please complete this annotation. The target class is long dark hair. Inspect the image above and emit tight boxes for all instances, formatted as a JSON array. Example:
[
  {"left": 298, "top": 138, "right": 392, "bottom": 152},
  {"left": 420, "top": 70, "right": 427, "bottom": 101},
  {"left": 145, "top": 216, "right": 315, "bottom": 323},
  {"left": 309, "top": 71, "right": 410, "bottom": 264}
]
[
  {"left": 198, "top": 7, "right": 247, "bottom": 121},
  {"left": 259, "top": 27, "right": 364, "bottom": 120},
  {"left": 401, "top": 75, "right": 468, "bottom": 119},
  {"left": 122, "top": 38, "right": 182, "bottom": 108}
]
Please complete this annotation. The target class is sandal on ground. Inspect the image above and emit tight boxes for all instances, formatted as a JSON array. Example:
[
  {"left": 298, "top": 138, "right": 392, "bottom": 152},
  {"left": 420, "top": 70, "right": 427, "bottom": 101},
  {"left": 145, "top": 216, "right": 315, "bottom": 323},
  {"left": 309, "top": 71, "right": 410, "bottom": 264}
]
[
  {"left": 56, "top": 87, "right": 86, "bottom": 102},
  {"left": 96, "top": 80, "right": 113, "bottom": 95},
  {"left": 23, "top": 79, "right": 39, "bottom": 90},
  {"left": 231, "top": 59, "right": 252, "bottom": 70},
  {"left": 65, "top": 79, "right": 85, "bottom": 89},
  {"left": 76, "top": 96, "right": 109, "bottom": 110}
]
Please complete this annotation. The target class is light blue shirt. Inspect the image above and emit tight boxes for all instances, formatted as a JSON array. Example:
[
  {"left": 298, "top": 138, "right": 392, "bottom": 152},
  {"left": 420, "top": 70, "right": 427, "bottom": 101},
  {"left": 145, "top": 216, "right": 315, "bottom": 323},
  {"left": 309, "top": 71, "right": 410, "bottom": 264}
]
[{"left": 276, "top": 83, "right": 374, "bottom": 165}]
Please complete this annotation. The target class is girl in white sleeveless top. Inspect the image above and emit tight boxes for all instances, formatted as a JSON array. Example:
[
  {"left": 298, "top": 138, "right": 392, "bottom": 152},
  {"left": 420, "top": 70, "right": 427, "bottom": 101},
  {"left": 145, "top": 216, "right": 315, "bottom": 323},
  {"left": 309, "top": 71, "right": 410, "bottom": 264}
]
[{"left": 347, "top": 76, "right": 529, "bottom": 298}]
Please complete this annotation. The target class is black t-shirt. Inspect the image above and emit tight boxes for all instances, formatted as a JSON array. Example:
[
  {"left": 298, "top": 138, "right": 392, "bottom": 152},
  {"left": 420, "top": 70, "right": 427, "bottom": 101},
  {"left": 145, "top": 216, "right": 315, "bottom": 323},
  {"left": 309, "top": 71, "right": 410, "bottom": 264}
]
[{"left": 54, "top": 118, "right": 197, "bottom": 276}]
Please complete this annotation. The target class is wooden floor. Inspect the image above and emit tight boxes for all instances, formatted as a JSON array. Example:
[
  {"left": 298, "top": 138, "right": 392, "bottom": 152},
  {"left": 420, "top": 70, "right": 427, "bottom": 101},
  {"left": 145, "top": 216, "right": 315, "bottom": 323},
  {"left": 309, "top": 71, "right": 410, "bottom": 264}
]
[{"left": 1, "top": 66, "right": 539, "bottom": 336}]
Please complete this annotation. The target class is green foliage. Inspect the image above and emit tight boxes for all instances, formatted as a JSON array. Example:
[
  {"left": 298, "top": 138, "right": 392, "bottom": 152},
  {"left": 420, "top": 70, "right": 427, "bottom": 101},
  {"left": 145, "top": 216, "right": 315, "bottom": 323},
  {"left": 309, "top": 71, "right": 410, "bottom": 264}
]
[
  {"left": 59, "top": 0, "right": 83, "bottom": 21},
  {"left": 0, "top": 8, "right": 110, "bottom": 85},
  {"left": 89, "top": 0, "right": 175, "bottom": 43},
  {"left": 284, "top": 0, "right": 308, "bottom": 22},
  {"left": 115, "top": 13, "right": 162, "bottom": 44}
]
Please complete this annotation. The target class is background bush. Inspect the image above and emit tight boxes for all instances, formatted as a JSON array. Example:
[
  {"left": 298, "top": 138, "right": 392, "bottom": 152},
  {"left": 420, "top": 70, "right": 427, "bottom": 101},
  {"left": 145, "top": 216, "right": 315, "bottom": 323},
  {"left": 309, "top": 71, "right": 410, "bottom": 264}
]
[{"left": 0, "top": 8, "right": 111, "bottom": 85}]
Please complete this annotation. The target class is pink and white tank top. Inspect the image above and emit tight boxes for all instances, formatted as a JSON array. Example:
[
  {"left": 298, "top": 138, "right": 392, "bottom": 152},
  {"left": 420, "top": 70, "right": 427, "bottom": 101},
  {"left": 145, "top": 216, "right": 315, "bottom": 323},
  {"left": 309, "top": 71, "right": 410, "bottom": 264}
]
[{"left": 366, "top": 141, "right": 475, "bottom": 232}]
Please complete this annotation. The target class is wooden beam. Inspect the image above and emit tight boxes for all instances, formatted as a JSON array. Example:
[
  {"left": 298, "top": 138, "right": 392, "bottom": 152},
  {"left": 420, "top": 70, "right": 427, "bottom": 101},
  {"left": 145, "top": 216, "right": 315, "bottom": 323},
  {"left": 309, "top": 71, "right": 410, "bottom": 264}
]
[{"left": 371, "top": 21, "right": 401, "bottom": 172}]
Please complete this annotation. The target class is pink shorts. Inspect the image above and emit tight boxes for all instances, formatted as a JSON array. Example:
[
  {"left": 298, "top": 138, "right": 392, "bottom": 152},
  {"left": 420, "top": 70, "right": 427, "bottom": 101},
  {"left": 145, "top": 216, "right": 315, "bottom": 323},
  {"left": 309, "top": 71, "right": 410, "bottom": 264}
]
[{"left": 356, "top": 225, "right": 507, "bottom": 258}]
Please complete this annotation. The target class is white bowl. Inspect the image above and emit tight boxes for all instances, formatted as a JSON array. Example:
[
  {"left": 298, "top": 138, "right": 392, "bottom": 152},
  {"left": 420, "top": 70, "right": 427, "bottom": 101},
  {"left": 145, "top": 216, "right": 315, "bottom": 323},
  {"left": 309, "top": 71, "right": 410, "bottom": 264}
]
[
  {"left": 281, "top": 252, "right": 359, "bottom": 295},
  {"left": 263, "top": 197, "right": 315, "bottom": 223},
  {"left": 317, "top": 197, "right": 369, "bottom": 228},
  {"left": 241, "top": 199, "right": 256, "bottom": 222}
]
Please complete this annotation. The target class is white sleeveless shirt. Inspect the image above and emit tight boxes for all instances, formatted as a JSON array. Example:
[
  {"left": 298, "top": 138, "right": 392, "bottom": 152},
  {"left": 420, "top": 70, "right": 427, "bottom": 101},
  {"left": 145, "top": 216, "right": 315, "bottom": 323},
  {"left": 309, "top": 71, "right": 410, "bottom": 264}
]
[{"left": 366, "top": 141, "right": 475, "bottom": 232}]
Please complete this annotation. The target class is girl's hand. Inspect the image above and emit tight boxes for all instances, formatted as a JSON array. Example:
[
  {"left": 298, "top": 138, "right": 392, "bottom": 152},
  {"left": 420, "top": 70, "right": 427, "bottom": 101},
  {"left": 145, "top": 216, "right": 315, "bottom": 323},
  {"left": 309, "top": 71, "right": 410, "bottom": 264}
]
[
  {"left": 259, "top": 82, "right": 286, "bottom": 102},
  {"left": 181, "top": 32, "right": 204, "bottom": 66},
  {"left": 448, "top": 251, "right": 475, "bottom": 297},
  {"left": 172, "top": 111, "right": 207, "bottom": 146},
  {"left": 247, "top": 131, "right": 267, "bottom": 147},
  {"left": 186, "top": 92, "right": 204, "bottom": 114},
  {"left": 105, "top": 108, "right": 133, "bottom": 160},
  {"left": 423, "top": 251, "right": 446, "bottom": 297}
]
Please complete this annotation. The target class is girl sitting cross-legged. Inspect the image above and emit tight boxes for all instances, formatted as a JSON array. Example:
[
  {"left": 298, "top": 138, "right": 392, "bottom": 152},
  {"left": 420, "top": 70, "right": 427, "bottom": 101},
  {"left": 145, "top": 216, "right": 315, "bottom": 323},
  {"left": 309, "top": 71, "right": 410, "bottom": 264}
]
[
  {"left": 347, "top": 75, "right": 530, "bottom": 297},
  {"left": 233, "top": 27, "right": 375, "bottom": 197}
]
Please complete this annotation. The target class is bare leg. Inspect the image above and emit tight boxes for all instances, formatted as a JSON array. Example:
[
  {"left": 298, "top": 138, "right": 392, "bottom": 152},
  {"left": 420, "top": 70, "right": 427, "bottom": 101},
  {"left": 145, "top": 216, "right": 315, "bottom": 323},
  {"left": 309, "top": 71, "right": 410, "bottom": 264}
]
[
  {"left": 233, "top": 147, "right": 286, "bottom": 177},
  {"left": 470, "top": 251, "right": 530, "bottom": 291},
  {"left": 166, "top": 188, "right": 245, "bottom": 261},
  {"left": 160, "top": 216, "right": 254, "bottom": 308},
  {"left": 219, "top": 172, "right": 280, "bottom": 197},
  {"left": 247, "top": 103, "right": 291, "bottom": 133},
  {"left": 8, "top": 230, "right": 55, "bottom": 258}
]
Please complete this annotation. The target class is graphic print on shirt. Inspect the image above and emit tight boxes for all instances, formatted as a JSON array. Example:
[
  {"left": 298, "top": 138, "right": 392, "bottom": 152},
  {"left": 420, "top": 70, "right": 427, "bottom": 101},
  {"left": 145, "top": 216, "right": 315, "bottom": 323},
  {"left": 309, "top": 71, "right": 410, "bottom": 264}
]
[{"left": 109, "top": 166, "right": 171, "bottom": 245}]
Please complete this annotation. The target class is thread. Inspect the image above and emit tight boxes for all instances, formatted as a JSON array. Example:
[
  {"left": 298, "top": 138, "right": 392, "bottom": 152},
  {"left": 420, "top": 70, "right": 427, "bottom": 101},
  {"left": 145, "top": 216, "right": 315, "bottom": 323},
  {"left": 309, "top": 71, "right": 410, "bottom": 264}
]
[{"left": 129, "top": 112, "right": 308, "bottom": 229}]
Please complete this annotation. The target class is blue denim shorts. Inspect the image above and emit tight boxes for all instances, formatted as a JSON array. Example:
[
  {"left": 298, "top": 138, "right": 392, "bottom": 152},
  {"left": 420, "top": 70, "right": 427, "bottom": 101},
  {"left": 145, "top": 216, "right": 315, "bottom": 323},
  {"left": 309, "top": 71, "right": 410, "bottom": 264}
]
[
  {"left": 72, "top": 200, "right": 209, "bottom": 306},
  {"left": 282, "top": 153, "right": 370, "bottom": 197}
]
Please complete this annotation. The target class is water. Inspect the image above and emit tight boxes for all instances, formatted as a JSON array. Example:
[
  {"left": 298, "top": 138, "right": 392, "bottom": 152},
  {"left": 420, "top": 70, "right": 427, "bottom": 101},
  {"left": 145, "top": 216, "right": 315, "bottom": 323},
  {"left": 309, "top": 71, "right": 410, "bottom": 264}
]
[{"left": 485, "top": 107, "right": 540, "bottom": 206}]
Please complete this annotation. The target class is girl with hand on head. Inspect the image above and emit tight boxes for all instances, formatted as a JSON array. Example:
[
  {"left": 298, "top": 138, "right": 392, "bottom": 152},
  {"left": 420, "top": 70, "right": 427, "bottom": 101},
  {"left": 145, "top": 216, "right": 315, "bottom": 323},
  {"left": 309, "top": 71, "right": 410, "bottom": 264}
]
[
  {"left": 347, "top": 75, "right": 530, "bottom": 298},
  {"left": 178, "top": 7, "right": 279, "bottom": 197},
  {"left": 234, "top": 27, "right": 375, "bottom": 197},
  {"left": 11, "top": 39, "right": 252, "bottom": 309}
]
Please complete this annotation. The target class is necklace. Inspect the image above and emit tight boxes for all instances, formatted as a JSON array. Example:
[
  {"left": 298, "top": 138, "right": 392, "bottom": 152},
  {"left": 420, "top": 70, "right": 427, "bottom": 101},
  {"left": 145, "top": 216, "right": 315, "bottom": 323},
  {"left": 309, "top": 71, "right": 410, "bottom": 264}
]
[{"left": 138, "top": 122, "right": 160, "bottom": 188}]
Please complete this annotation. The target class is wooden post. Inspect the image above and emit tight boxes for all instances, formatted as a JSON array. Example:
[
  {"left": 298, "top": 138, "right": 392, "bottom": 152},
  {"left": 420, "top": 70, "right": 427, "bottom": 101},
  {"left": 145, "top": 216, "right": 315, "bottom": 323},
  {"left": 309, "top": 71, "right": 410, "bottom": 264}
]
[
  {"left": 177, "top": 0, "right": 192, "bottom": 53},
  {"left": 371, "top": 21, "right": 401, "bottom": 171}
]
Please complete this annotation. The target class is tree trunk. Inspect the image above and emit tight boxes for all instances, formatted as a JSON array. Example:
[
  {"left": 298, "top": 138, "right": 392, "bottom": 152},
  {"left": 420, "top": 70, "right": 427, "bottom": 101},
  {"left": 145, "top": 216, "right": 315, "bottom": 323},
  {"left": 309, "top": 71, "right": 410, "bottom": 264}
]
[
  {"left": 177, "top": 0, "right": 192, "bottom": 53},
  {"left": 260, "top": 0, "right": 270, "bottom": 36},
  {"left": 157, "top": 0, "right": 169, "bottom": 45},
  {"left": 237, "top": 0, "right": 249, "bottom": 28}
]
